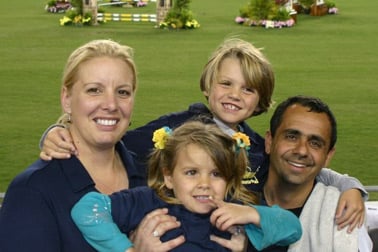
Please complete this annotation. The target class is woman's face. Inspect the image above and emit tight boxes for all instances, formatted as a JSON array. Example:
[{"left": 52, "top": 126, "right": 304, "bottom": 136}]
[
  {"left": 62, "top": 56, "right": 135, "bottom": 150},
  {"left": 203, "top": 57, "right": 260, "bottom": 130}
]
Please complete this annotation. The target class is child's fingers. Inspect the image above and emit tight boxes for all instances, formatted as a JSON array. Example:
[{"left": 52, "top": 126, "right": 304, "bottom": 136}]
[
  {"left": 56, "top": 129, "right": 77, "bottom": 153},
  {"left": 208, "top": 196, "right": 224, "bottom": 208},
  {"left": 335, "top": 199, "right": 347, "bottom": 219},
  {"left": 42, "top": 127, "right": 77, "bottom": 157}
]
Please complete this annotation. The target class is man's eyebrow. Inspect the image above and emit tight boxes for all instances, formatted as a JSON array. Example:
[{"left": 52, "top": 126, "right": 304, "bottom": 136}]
[
  {"left": 308, "top": 135, "right": 326, "bottom": 145},
  {"left": 283, "top": 129, "right": 300, "bottom": 135},
  {"left": 283, "top": 129, "right": 326, "bottom": 144}
]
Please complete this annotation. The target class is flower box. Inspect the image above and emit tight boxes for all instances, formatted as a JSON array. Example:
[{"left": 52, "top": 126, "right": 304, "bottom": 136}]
[
  {"left": 310, "top": 4, "right": 328, "bottom": 16},
  {"left": 293, "top": 3, "right": 302, "bottom": 13}
]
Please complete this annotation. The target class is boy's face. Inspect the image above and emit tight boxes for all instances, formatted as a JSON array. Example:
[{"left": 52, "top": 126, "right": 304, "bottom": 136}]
[
  {"left": 163, "top": 144, "right": 227, "bottom": 214},
  {"left": 203, "top": 57, "right": 260, "bottom": 130},
  {"left": 265, "top": 104, "right": 335, "bottom": 186}
]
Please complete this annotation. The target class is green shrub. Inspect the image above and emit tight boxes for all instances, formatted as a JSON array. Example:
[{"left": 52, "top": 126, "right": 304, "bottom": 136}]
[
  {"left": 273, "top": 7, "right": 290, "bottom": 21},
  {"left": 325, "top": 0, "right": 336, "bottom": 8},
  {"left": 46, "top": 0, "right": 57, "bottom": 7},
  {"left": 161, "top": 0, "right": 200, "bottom": 29},
  {"left": 239, "top": 0, "right": 292, "bottom": 21},
  {"left": 298, "top": 0, "right": 314, "bottom": 9}
]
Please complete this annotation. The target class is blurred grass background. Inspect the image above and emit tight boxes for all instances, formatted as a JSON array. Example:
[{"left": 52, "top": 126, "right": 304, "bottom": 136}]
[{"left": 0, "top": 0, "right": 377, "bottom": 198}]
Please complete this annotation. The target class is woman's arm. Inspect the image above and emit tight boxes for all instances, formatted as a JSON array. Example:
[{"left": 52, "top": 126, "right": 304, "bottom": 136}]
[{"left": 0, "top": 187, "right": 65, "bottom": 251}]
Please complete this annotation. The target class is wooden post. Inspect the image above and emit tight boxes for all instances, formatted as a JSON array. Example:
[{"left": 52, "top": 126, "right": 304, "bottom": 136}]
[
  {"left": 156, "top": 0, "right": 172, "bottom": 25},
  {"left": 82, "top": 0, "right": 98, "bottom": 25}
]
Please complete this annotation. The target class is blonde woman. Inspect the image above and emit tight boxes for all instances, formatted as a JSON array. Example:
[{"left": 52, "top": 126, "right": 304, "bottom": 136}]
[{"left": 0, "top": 40, "right": 182, "bottom": 251}]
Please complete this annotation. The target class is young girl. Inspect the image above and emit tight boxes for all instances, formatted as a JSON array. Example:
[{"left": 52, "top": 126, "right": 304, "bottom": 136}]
[
  {"left": 42, "top": 38, "right": 366, "bottom": 232},
  {"left": 71, "top": 121, "right": 302, "bottom": 252}
]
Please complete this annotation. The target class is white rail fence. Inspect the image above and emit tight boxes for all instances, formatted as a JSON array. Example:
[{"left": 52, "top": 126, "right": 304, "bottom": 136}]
[
  {"left": 0, "top": 192, "right": 4, "bottom": 208},
  {"left": 365, "top": 186, "right": 378, "bottom": 192}
]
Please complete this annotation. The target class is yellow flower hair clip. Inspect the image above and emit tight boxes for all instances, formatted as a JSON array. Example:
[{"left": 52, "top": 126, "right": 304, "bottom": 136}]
[
  {"left": 152, "top": 126, "right": 172, "bottom": 149},
  {"left": 232, "top": 132, "right": 251, "bottom": 151}
]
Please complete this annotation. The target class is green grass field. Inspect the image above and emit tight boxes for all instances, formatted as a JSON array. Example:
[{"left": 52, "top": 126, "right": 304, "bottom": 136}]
[{"left": 0, "top": 0, "right": 377, "bottom": 199}]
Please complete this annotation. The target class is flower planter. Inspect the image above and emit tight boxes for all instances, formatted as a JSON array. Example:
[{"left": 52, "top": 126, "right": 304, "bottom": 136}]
[
  {"left": 293, "top": 3, "right": 302, "bottom": 13},
  {"left": 310, "top": 4, "right": 328, "bottom": 16},
  {"left": 290, "top": 11, "right": 297, "bottom": 23}
]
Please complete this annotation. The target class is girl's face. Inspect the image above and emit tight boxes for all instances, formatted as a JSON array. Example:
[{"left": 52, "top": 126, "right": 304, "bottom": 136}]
[
  {"left": 61, "top": 56, "right": 135, "bottom": 150},
  {"left": 204, "top": 57, "right": 260, "bottom": 130},
  {"left": 164, "top": 144, "right": 227, "bottom": 214}
]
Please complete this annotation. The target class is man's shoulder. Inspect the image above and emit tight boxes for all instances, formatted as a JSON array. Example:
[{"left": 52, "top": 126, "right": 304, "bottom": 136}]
[{"left": 313, "top": 182, "right": 341, "bottom": 196}]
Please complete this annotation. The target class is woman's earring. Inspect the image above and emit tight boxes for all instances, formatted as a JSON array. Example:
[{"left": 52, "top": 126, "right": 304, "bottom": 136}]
[{"left": 67, "top": 113, "right": 72, "bottom": 123}]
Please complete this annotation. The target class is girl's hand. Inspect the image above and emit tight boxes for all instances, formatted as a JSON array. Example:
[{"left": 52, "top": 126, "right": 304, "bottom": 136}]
[
  {"left": 210, "top": 226, "right": 247, "bottom": 252},
  {"left": 40, "top": 127, "right": 77, "bottom": 160},
  {"left": 335, "top": 188, "right": 365, "bottom": 233},
  {"left": 130, "top": 208, "right": 185, "bottom": 252},
  {"left": 210, "top": 198, "right": 260, "bottom": 231}
]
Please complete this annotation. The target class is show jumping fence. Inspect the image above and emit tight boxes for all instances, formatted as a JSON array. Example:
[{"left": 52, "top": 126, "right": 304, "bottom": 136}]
[
  {"left": 97, "top": 0, "right": 157, "bottom": 22},
  {"left": 98, "top": 0, "right": 156, "bottom": 6},
  {"left": 97, "top": 13, "right": 156, "bottom": 22}
]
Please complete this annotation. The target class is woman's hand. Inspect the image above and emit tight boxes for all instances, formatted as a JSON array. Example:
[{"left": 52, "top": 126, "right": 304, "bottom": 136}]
[
  {"left": 40, "top": 126, "right": 77, "bottom": 160},
  {"left": 335, "top": 188, "right": 365, "bottom": 233},
  {"left": 130, "top": 208, "right": 185, "bottom": 252}
]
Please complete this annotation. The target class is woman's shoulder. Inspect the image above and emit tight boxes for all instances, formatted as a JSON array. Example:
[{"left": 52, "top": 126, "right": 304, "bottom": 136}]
[
  {"left": 9, "top": 159, "right": 60, "bottom": 187},
  {"left": 6, "top": 157, "right": 89, "bottom": 196}
]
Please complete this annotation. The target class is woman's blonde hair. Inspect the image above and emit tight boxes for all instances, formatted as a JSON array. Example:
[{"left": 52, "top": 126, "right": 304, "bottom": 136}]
[
  {"left": 200, "top": 38, "right": 275, "bottom": 116},
  {"left": 148, "top": 120, "right": 258, "bottom": 205}
]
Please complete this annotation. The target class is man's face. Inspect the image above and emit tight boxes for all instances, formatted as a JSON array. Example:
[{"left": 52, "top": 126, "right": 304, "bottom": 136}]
[{"left": 265, "top": 104, "right": 335, "bottom": 186}]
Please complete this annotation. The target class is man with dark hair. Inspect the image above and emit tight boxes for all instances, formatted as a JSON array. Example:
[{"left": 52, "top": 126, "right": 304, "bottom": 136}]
[{"left": 259, "top": 95, "right": 372, "bottom": 251}]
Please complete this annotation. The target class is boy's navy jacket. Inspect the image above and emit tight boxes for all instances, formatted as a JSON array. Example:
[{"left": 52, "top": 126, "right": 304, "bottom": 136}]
[{"left": 123, "top": 102, "right": 268, "bottom": 192}]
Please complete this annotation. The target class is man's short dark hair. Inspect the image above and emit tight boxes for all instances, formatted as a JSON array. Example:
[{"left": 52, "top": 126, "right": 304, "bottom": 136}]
[{"left": 269, "top": 95, "right": 337, "bottom": 151}]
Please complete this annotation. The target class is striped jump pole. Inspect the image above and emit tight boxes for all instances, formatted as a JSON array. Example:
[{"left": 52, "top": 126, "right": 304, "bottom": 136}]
[
  {"left": 98, "top": 0, "right": 156, "bottom": 6},
  {"left": 97, "top": 13, "right": 157, "bottom": 22}
]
